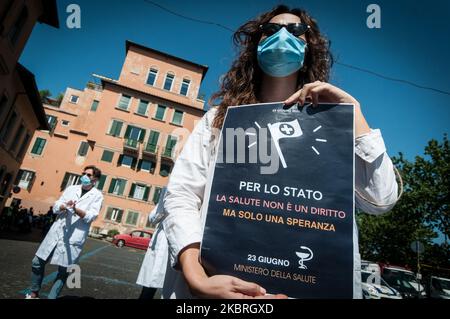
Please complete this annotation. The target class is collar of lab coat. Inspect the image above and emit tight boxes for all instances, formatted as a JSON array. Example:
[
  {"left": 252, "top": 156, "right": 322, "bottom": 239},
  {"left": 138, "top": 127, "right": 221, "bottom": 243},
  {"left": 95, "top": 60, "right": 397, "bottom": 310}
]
[{"left": 75, "top": 185, "right": 96, "bottom": 204}]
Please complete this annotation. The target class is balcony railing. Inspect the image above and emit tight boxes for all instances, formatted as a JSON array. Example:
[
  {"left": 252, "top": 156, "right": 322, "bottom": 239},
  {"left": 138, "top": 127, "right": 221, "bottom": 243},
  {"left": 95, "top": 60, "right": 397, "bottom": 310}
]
[
  {"left": 161, "top": 147, "right": 176, "bottom": 160},
  {"left": 123, "top": 138, "right": 139, "bottom": 152},
  {"left": 142, "top": 143, "right": 159, "bottom": 157}
]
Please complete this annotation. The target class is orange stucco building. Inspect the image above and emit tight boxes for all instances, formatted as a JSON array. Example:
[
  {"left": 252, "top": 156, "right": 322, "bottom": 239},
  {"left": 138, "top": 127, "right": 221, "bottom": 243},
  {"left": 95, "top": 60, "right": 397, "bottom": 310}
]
[{"left": 15, "top": 40, "right": 208, "bottom": 235}]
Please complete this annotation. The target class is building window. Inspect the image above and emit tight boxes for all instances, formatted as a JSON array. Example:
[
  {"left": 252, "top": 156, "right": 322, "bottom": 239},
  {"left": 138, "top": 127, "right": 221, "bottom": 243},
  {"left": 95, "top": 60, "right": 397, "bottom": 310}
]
[
  {"left": 61, "top": 120, "right": 70, "bottom": 126},
  {"left": 171, "top": 110, "right": 184, "bottom": 126},
  {"left": 118, "top": 155, "right": 137, "bottom": 168},
  {"left": 124, "top": 125, "right": 146, "bottom": 143},
  {"left": 0, "top": 94, "right": 9, "bottom": 121},
  {"left": 0, "top": 172, "right": 12, "bottom": 197},
  {"left": 145, "top": 130, "right": 160, "bottom": 154},
  {"left": 105, "top": 207, "right": 123, "bottom": 223},
  {"left": 163, "top": 73, "right": 174, "bottom": 91},
  {"left": 108, "top": 120, "right": 123, "bottom": 137},
  {"left": 180, "top": 78, "right": 190, "bottom": 96},
  {"left": 16, "top": 133, "right": 30, "bottom": 160},
  {"left": 61, "top": 172, "right": 81, "bottom": 190},
  {"left": 46, "top": 115, "right": 57, "bottom": 132},
  {"left": 117, "top": 94, "right": 131, "bottom": 110},
  {"left": 154, "top": 105, "right": 166, "bottom": 121},
  {"left": 146, "top": 68, "right": 158, "bottom": 86},
  {"left": 77, "top": 141, "right": 89, "bottom": 156},
  {"left": 159, "top": 163, "right": 172, "bottom": 177},
  {"left": 90, "top": 100, "right": 99, "bottom": 111},
  {"left": 8, "top": 6, "right": 28, "bottom": 46},
  {"left": 96, "top": 175, "right": 107, "bottom": 191},
  {"left": 152, "top": 186, "right": 162, "bottom": 204},
  {"left": 136, "top": 100, "right": 149, "bottom": 116},
  {"left": 125, "top": 211, "right": 140, "bottom": 226},
  {"left": 138, "top": 159, "right": 156, "bottom": 173},
  {"left": 30, "top": 138, "right": 46, "bottom": 156},
  {"left": 16, "top": 170, "right": 35, "bottom": 191},
  {"left": 101, "top": 150, "right": 114, "bottom": 163},
  {"left": 70, "top": 95, "right": 79, "bottom": 104},
  {"left": 108, "top": 178, "right": 127, "bottom": 196},
  {"left": 129, "top": 183, "right": 150, "bottom": 201},
  {"left": 0, "top": 111, "right": 17, "bottom": 144},
  {"left": 9, "top": 123, "right": 24, "bottom": 153},
  {"left": 163, "top": 135, "right": 177, "bottom": 158}
]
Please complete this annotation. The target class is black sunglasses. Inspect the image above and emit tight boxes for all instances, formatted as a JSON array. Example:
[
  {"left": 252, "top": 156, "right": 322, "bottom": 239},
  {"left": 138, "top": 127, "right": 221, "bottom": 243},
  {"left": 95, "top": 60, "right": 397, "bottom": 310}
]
[
  {"left": 81, "top": 172, "right": 92, "bottom": 178},
  {"left": 260, "top": 23, "right": 311, "bottom": 37}
]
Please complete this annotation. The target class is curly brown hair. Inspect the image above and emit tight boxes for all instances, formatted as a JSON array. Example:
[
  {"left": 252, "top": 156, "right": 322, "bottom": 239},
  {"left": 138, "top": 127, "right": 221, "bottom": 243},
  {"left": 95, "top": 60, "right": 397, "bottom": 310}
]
[{"left": 210, "top": 5, "right": 333, "bottom": 129}]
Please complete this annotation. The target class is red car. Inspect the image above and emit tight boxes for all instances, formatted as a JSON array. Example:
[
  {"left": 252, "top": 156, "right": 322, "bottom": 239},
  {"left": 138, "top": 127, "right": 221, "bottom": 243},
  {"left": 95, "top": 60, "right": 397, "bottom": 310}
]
[{"left": 112, "top": 230, "right": 153, "bottom": 250}]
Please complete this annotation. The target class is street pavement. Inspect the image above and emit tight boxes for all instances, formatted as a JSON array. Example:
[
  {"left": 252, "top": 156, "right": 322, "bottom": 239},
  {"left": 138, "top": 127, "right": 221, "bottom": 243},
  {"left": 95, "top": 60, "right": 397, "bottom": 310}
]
[{"left": 0, "top": 228, "right": 148, "bottom": 299}]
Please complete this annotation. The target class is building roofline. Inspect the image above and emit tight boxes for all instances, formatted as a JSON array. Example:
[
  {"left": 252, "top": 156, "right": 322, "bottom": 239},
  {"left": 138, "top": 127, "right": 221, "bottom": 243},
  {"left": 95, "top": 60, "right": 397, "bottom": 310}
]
[
  {"left": 16, "top": 64, "right": 49, "bottom": 130},
  {"left": 38, "top": 0, "right": 60, "bottom": 28},
  {"left": 125, "top": 40, "right": 209, "bottom": 82},
  {"left": 93, "top": 74, "right": 206, "bottom": 114}
]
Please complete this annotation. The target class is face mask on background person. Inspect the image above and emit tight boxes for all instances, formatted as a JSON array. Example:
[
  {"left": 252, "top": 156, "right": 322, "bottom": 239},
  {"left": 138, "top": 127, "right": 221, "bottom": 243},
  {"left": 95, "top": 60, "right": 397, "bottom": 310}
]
[
  {"left": 257, "top": 27, "right": 307, "bottom": 78},
  {"left": 80, "top": 174, "right": 93, "bottom": 188}
]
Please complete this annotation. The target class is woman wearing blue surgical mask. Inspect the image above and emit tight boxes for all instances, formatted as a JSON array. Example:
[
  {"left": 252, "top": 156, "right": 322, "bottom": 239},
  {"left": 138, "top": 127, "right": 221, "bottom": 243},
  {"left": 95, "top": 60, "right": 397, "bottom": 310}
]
[{"left": 161, "top": 5, "right": 398, "bottom": 299}]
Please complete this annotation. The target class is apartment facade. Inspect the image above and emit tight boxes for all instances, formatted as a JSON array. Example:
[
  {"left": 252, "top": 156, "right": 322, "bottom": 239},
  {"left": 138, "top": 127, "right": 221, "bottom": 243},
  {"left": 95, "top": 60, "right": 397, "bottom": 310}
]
[
  {"left": 0, "top": 0, "right": 59, "bottom": 211},
  {"left": 16, "top": 40, "right": 208, "bottom": 235}
]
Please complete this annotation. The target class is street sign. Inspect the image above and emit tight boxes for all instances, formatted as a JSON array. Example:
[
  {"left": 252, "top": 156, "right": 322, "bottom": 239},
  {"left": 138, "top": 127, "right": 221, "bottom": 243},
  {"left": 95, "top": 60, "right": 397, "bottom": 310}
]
[{"left": 411, "top": 241, "right": 425, "bottom": 254}]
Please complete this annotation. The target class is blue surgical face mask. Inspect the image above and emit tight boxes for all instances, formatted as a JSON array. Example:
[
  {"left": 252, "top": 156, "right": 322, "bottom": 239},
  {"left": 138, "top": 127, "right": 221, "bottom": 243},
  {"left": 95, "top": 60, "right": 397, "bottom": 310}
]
[
  {"left": 257, "top": 27, "right": 307, "bottom": 78},
  {"left": 80, "top": 175, "right": 92, "bottom": 187}
]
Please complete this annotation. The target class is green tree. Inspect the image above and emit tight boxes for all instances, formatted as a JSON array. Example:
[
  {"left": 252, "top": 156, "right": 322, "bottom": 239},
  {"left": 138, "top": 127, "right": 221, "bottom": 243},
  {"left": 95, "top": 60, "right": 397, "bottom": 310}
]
[
  {"left": 55, "top": 93, "right": 64, "bottom": 106},
  {"left": 39, "top": 89, "right": 52, "bottom": 104},
  {"left": 357, "top": 134, "right": 449, "bottom": 272}
]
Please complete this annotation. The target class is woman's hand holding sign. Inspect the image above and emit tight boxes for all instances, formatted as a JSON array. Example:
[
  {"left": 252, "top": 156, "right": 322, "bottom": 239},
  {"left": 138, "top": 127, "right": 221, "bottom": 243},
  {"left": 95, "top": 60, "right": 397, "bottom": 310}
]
[
  {"left": 283, "top": 81, "right": 371, "bottom": 137},
  {"left": 179, "top": 244, "right": 288, "bottom": 299}
]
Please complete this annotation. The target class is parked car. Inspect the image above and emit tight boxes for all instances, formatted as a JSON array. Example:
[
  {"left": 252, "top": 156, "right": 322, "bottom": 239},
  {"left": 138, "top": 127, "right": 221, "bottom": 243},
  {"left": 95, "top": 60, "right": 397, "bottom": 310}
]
[
  {"left": 112, "top": 230, "right": 153, "bottom": 250},
  {"left": 428, "top": 276, "right": 450, "bottom": 299},
  {"left": 361, "top": 270, "right": 402, "bottom": 299},
  {"left": 380, "top": 265, "right": 426, "bottom": 298}
]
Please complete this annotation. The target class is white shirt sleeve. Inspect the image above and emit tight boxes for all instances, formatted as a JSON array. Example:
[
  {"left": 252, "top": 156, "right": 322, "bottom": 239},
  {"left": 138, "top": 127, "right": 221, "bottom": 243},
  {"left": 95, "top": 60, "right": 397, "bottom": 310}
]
[
  {"left": 355, "top": 129, "right": 399, "bottom": 215},
  {"left": 162, "top": 109, "right": 216, "bottom": 268}
]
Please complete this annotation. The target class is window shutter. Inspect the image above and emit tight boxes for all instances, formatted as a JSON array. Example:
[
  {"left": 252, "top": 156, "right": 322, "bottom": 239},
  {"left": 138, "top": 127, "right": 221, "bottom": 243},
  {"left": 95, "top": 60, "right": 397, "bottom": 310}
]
[
  {"left": 143, "top": 186, "right": 150, "bottom": 201},
  {"left": 129, "top": 183, "right": 136, "bottom": 197},
  {"left": 105, "top": 208, "right": 112, "bottom": 220},
  {"left": 138, "top": 129, "right": 146, "bottom": 142},
  {"left": 149, "top": 131, "right": 159, "bottom": 145},
  {"left": 109, "top": 121, "right": 117, "bottom": 135},
  {"left": 131, "top": 157, "right": 137, "bottom": 169},
  {"left": 117, "top": 210, "right": 123, "bottom": 223},
  {"left": 28, "top": 172, "right": 36, "bottom": 191},
  {"left": 124, "top": 126, "right": 132, "bottom": 139},
  {"left": 117, "top": 154, "right": 123, "bottom": 167},
  {"left": 78, "top": 142, "right": 89, "bottom": 156},
  {"left": 97, "top": 175, "right": 106, "bottom": 190},
  {"left": 108, "top": 178, "right": 116, "bottom": 193},
  {"left": 118, "top": 179, "right": 126, "bottom": 195},
  {"left": 115, "top": 121, "right": 123, "bottom": 136},
  {"left": 60, "top": 173, "right": 69, "bottom": 190}
]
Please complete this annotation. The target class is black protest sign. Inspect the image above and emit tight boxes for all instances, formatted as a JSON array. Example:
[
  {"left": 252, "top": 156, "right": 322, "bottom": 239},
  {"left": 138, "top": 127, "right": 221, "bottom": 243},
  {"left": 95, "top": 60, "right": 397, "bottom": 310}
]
[{"left": 200, "top": 102, "right": 355, "bottom": 299}]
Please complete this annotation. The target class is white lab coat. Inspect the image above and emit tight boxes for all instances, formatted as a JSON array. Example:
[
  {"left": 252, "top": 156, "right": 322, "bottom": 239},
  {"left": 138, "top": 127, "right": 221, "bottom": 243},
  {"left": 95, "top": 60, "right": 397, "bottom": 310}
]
[
  {"left": 136, "top": 188, "right": 172, "bottom": 288},
  {"left": 35, "top": 185, "right": 103, "bottom": 267},
  {"left": 161, "top": 107, "right": 399, "bottom": 299}
]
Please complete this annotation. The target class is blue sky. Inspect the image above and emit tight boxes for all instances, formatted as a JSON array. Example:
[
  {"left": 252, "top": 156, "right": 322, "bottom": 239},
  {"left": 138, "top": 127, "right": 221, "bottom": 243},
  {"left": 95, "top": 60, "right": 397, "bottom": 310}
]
[{"left": 21, "top": 0, "right": 450, "bottom": 161}]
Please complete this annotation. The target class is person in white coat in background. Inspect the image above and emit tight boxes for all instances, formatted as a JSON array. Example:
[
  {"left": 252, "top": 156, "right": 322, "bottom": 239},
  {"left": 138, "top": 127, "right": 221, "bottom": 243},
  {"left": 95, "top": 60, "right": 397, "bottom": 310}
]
[
  {"left": 136, "top": 187, "right": 172, "bottom": 299},
  {"left": 26, "top": 165, "right": 104, "bottom": 299},
  {"left": 161, "top": 5, "right": 399, "bottom": 299}
]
